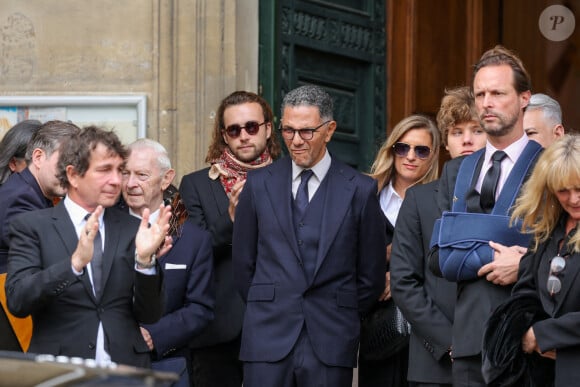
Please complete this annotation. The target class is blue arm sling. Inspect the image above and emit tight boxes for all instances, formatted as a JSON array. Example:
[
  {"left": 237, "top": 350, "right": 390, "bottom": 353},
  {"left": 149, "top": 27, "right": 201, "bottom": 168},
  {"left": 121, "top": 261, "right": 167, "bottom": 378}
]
[{"left": 430, "top": 142, "right": 542, "bottom": 281}]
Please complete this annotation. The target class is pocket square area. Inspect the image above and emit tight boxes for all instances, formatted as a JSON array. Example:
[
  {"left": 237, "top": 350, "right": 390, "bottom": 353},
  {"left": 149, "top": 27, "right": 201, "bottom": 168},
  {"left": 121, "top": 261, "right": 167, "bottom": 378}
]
[{"left": 165, "top": 263, "right": 187, "bottom": 270}]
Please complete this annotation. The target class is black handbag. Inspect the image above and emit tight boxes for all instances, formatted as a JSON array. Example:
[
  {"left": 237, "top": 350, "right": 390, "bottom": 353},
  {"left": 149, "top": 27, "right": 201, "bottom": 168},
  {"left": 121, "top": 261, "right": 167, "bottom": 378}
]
[{"left": 359, "top": 299, "right": 411, "bottom": 361}]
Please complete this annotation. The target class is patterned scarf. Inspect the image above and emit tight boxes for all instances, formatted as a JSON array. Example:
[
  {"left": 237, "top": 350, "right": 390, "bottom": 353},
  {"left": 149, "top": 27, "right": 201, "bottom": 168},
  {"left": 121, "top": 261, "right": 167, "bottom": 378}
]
[{"left": 208, "top": 147, "right": 272, "bottom": 197}]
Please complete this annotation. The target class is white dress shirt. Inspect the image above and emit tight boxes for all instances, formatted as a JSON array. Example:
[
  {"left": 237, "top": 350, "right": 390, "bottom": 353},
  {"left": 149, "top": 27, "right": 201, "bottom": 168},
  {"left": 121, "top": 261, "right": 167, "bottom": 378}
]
[
  {"left": 475, "top": 134, "right": 529, "bottom": 200},
  {"left": 291, "top": 149, "right": 332, "bottom": 201},
  {"left": 379, "top": 180, "right": 403, "bottom": 226}
]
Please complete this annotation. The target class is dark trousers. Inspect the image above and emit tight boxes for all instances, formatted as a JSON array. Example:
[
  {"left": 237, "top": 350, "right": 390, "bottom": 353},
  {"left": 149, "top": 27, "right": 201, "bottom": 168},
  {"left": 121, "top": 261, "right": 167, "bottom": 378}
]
[
  {"left": 243, "top": 328, "right": 352, "bottom": 387},
  {"left": 452, "top": 355, "right": 486, "bottom": 387},
  {"left": 358, "top": 345, "right": 409, "bottom": 387},
  {"left": 190, "top": 336, "right": 243, "bottom": 387}
]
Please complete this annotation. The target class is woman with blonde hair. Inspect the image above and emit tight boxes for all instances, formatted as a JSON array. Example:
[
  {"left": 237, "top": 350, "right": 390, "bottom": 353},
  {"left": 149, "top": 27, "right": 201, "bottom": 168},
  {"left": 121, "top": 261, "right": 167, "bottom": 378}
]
[
  {"left": 507, "top": 134, "right": 580, "bottom": 386},
  {"left": 359, "top": 114, "right": 440, "bottom": 387}
]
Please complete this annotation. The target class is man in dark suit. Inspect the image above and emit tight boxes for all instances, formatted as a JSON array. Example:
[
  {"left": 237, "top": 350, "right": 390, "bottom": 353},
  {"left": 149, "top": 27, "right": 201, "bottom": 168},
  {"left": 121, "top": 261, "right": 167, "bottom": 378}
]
[
  {"left": 233, "top": 84, "right": 386, "bottom": 387},
  {"left": 431, "top": 46, "right": 542, "bottom": 386},
  {"left": 390, "top": 86, "right": 486, "bottom": 387},
  {"left": 6, "top": 126, "right": 169, "bottom": 368},
  {"left": 0, "top": 120, "right": 80, "bottom": 353},
  {"left": 122, "top": 138, "right": 215, "bottom": 386},
  {"left": 0, "top": 120, "right": 80, "bottom": 273},
  {"left": 179, "top": 90, "right": 281, "bottom": 387}
]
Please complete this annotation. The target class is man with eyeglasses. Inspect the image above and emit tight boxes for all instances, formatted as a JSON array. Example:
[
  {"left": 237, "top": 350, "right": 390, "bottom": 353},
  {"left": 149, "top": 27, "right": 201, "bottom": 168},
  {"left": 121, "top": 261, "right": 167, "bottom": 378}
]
[
  {"left": 232, "top": 84, "right": 386, "bottom": 387},
  {"left": 429, "top": 46, "right": 543, "bottom": 386},
  {"left": 179, "top": 90, "right": 281, "bottom": 387}
]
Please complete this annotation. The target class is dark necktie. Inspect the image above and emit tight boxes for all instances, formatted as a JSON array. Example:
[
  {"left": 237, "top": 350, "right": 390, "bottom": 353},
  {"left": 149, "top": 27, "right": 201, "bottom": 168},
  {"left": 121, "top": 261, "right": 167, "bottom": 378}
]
[
  {"left": 85, "top": 214, "right": 103, "bottom": 298},
  {"left": 295, "top": 169, "right": 314, "bottom": 217},
  {"left": 480, "top": 150, "right": 507, "bottom": 213}
]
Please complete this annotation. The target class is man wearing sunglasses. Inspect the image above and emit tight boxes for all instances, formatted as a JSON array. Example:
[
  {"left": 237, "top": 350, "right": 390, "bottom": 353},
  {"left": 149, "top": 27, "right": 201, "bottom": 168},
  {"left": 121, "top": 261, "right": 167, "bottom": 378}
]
[
  {"left": 430, "top": 46, "right": 543, "bottom": 386},
  {"left": 232, "top": 84, "right": 386, "bottom": 387},
  {"left": 179, "top": 90, "right": 281, "bottom": 387}
]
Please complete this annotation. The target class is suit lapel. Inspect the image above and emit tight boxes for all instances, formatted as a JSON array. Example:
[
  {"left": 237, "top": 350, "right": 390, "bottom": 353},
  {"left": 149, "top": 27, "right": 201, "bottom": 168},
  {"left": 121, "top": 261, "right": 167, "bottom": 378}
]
[
  {"left": 313, "top": 161, "right": 355, "bottom": 278},
  {"left": 264, "top": 159, "right": 301, "bottom": 260},
  {"left": 208, "top": 177, "right": 229, "bottom": 216},
  {"left": 51, "top": 202, "right": 95, "bottom": 299}
]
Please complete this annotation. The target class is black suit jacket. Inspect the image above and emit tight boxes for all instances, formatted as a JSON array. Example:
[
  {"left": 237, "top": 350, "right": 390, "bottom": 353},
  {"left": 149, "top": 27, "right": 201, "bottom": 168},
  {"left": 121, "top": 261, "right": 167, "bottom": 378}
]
[
  {"left": 179, "top": 167, "right": 245, "bottom": 347},
  {"left": 390, "top": 180, "right": 455, "bottom": 383},
  {"left": 0, "top": 167, "right": 53, "bottom": 273},
  {"left": 5, "top": 202, "right": 164, "bottom": 368},
  {"left": 513, "top": 223, "right": 580, "bottom": 387}
]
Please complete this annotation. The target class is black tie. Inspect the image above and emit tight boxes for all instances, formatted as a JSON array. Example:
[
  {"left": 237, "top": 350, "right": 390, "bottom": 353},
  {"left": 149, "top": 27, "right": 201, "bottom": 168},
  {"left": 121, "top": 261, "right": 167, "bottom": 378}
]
[
  {"left": 295, "top": 169, "right": 314, "bottom": 217},
  {"left": 480, "top": 150, "right": 507, "bottom": 213},
  {"left": 86, "top": 214, "right": 103, "bottom": 298}
]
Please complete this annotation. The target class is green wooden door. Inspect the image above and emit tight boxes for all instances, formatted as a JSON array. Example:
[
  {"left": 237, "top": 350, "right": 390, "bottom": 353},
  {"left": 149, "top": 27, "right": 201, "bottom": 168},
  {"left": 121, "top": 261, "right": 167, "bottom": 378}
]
[{"left": 259, "top": 0, "right": 386, "bottom": 171}]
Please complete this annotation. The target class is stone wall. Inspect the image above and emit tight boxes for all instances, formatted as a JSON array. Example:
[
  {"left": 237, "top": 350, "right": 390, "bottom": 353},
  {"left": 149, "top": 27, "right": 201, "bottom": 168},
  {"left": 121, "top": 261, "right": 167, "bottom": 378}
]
[{"left": 0, "top": 0, "right": 258, "bottom": 182}]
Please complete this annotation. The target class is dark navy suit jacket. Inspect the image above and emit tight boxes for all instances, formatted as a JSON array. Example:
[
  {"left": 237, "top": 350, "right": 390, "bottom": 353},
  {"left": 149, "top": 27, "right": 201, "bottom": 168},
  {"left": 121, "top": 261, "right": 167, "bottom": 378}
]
[
  {"left": 0, "top": 167, "right": 53, "bottom": 272},
  {"left": 232, "top": 156, "right": 386, "bottom": 367},
  {"left": 142, "top": 219, "right": 215, "bottom": 359},
  {"left": 179, "top": 168, "right": 245, "bottom": 347}
]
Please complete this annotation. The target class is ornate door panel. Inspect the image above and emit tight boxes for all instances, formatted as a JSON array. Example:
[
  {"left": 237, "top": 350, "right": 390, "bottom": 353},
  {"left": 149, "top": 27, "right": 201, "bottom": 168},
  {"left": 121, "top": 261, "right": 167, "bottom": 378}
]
[{"left": 260, "top": 0, "right": 386, "bottom": 170}]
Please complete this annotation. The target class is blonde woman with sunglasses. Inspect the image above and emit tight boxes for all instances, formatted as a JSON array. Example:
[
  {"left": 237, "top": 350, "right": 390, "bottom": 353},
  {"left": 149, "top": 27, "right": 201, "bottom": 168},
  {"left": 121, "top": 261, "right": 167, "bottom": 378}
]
[{"left": 359, "top": 114, "right": 440, "bottom": 387}]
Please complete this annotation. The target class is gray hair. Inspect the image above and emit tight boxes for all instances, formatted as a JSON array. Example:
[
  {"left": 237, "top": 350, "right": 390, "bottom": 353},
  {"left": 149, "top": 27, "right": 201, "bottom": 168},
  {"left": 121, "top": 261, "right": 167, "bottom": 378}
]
[
  {"left": 527, "top": 93, "right": 562, "bottom": 127},
  {"left": 127, "top": 138, "right": 172, "bottom": 173},
  {"left": 25, "top": 120, "right": 81, "bottom": 162},
  {"left": 281, "top": 85, "right": 334, "bottom": 121}
]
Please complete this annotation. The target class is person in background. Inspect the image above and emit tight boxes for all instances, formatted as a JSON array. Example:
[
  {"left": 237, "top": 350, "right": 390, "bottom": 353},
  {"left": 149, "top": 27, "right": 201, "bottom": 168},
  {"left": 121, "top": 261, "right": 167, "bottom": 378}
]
[
  {"left": 438, "top": 87, "right": 488, "bottom": 159},
  {"left": 0, "top": 119, "right": 42, "bottom": 185},
  {"left": 360, "top": 114, "right": 440, "bottom": 387},
  {"left": 6, "top": 126, "right": 168, "bottom": 368},
  {"left": 390, "top": 86, "right": 486, "bottom": 387},
  {"left": 121, "top": 138, "right": 215, "bottom": 386},
  {"left": 233, "top": 84, "right": 386, "bottom": 387},
  {"left": 179, "top": 90, "right": 281, "bottom": 387},
  {"left": 524, "top": 93, "right": 565, "bottom": 148},
  {"left": 511, "top": 134, "right": 580, "bottom": 386},
  {"left": 0, "top": 120, "right": 80, "bottom": 273},
  {"left": 0, "top": 120, "right": 80, "bottom": 353}
]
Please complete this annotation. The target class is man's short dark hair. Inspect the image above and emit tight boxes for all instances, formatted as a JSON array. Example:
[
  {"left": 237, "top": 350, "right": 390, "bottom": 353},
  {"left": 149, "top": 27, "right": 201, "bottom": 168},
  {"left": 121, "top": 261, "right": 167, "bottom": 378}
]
[
  {"left": 57, "top": 125, "right": 126, "bottom": 189},
  {"left": 25, "top": 120, "right": 81, "bottom": 162}
]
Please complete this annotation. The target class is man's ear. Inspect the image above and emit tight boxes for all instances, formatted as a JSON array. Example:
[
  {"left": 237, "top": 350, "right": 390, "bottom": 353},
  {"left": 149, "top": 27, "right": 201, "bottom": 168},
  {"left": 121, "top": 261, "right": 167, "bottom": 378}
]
[
  {"left": 554, "top": 124, "right": 565, "bottom": 138},
  {"left": 66, "top": 165, "right": 79, "bottom": 189},
  {"left": 31, "top": 148, "right": 44, "bottom": 168},
  {"left": 161, "top": 169, "right": 176, "bottom": 191}
]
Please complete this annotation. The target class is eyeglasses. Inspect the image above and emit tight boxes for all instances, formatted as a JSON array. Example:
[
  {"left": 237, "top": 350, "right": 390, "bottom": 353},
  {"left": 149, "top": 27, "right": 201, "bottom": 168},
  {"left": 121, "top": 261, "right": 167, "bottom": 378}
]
[
  {"left": 223, "top": 121, "right": 266, "bottom": 138},
  {"left": 547, "top": 255, "right": 568, "bottom": 296},
  {"left": 392, "top": 142, "right": 432, "bottom": 159},
  {"left": 280, "top": 120, "right": 331, "bottom": 141}
]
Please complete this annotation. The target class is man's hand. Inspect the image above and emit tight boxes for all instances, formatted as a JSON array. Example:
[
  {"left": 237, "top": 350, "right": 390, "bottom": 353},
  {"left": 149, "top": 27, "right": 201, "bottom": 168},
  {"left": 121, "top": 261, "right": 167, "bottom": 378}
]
[
  {"left": 522, "top": 327, "right": 556, "bottom": 359},
  {"left": 140, "top": 327, "right": 154, "bottom": 351},
  {"left": 379, "top": 271, "right": 391, "bottom": 301},
  {"left": 135, "top": 204, "right": 172, "bottom": 266},
  {"left": 71, "top": 205, "right": 104, "bottom": 272},
  {"left": 477, "top": 241, "right": 526, "bottom": 285},
  {"left": 228, "top": 180, "right": 246, "bottom": 222}
]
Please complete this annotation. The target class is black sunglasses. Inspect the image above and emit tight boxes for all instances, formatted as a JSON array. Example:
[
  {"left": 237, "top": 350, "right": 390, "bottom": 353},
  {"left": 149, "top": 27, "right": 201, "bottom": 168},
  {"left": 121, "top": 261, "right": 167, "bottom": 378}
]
[
  {"left": 392, "top": 142, "right": 432, "bottom": 159},
  {"left": 223, "top": 121, "right": 266, "bottom": 138},
  {"left": 547, "top": 254, "right": 568, "bottom": 296}
]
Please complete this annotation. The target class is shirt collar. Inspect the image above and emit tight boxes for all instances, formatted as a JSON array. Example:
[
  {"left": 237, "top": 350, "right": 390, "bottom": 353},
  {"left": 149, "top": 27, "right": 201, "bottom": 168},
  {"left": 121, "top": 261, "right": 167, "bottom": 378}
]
[
  {"left": 63, "top": 196, "right": 105, "bottom": 230},
  {"left": 291, "top": 149, "right": 332, "bottom": 182},
  {"left": 484, "top": 133, "right": 529, "bottom": 164},
  {"left": 129, "top": 207, "right": 160, "bottom": 224}
]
